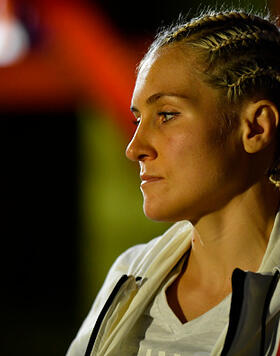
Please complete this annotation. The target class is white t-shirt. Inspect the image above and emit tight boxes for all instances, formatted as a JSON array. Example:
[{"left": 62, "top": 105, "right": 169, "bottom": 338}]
[{"left": 121, "top": 258, "right": 231, "bottom": 356}]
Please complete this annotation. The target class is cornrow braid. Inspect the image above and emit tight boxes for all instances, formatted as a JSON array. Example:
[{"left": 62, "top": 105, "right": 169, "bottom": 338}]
[
  {"left": 164, "top": 12, "right": 250, "bottom": 43},
  {"left": 163, "top": 11, "right": 279, "bottom": 45},
  {"left": 227, "top": 66, "right": 280, "bottom": 89},
  {"left": 211, "top": 66, "right": 280, "bottom": 101},
  {"left": 140, "top": 9, "right": 280, "bottom": 187},
  {"left": 191, "top": 25, "right": 280, "bottom": 54}
]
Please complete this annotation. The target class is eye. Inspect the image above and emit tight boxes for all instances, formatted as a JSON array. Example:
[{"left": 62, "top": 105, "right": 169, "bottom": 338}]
[{"left": 158, "top": 111, "right": 180, "bottom": 123}]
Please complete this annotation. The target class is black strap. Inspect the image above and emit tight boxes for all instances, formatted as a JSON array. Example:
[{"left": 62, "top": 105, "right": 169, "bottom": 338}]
[
  {"left": 221, "top": 268, "right": 246, "bottom": 356},
  {"left": 84, "top": 274, "right": 129, "bottom": 356},
  {"left": 260, "top": 269, "right": 280, "bottom": 356}
]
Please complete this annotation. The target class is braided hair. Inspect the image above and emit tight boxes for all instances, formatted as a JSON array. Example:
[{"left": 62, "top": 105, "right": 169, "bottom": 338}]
[{"left": 139, "top": 10, "right": 280, "bottom": 187}]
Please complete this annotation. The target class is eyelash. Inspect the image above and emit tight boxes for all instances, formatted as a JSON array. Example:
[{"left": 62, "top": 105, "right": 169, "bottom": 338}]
[
  {"left": 158, "top": 111, "right": 179, "bottom": 123},
  {"left": 132, "top": 112, "right": 179, "bottom": 126}
]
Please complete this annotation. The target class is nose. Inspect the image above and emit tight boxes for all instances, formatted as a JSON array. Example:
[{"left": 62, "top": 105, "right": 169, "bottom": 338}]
[{"left": 125, "top": 123, "right": 157, "bottom": 162}]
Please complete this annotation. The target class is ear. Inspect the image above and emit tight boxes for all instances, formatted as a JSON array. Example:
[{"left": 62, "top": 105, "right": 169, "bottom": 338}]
[{"left": 241, "top": 100, "right": 279, "bottom": 154}]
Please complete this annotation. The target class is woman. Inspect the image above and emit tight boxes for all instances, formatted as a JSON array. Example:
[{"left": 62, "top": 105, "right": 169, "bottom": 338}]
[{"left": 67, "top": 9, "right": 280, "bottom": 356}]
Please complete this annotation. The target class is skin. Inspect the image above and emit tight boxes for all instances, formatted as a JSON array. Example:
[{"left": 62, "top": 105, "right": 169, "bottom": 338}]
[{"left": 126, "top": 44, "right": 280, "bottom": 322}]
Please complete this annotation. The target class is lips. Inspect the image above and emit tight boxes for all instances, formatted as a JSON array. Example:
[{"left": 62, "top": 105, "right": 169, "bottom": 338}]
[{"left": 140, "top": 174, "right": 163, "bottom": 185}]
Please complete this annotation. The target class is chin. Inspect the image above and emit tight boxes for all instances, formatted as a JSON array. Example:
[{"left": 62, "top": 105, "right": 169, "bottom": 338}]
[
  {"left": 143, "top": 203, "right": 185, "bottom": 223},
  {"left": 143, "top": 198, "right": 203, "bottom": 223},
  {"left": 143, "top": 203, "right": 167, "bottom": 221}
]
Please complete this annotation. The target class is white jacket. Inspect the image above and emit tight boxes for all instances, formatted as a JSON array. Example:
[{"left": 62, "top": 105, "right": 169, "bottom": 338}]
[{"left": 67, "top": 214, "right": 280, "bottom": 356}]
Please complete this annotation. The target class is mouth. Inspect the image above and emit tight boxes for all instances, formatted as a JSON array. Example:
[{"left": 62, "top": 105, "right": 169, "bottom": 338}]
[{"left": 140, "top": 175, "right": 163, "bottom": 186}]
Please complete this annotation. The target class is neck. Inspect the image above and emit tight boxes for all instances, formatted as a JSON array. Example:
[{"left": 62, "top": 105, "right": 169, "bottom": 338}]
[{"left": 190, "top": 179, "right": 280, "bottom": 284}]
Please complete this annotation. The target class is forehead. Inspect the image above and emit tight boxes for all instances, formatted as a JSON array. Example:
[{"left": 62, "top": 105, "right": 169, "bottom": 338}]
[{"left": 133, "top": 45, "right": 205, "bottom": 103}]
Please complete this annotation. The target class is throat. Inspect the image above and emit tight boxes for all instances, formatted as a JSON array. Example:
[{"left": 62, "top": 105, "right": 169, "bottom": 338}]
[{"left": 166, "top": 261, "right": 232, "bottom": 323}]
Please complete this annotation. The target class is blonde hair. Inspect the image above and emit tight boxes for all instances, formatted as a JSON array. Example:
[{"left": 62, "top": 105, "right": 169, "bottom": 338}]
[{"left": 140, "top": 9, "right": 280, "bottom": 186}]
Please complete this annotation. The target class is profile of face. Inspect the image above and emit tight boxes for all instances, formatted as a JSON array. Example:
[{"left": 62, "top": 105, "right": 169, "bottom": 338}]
[{"left": 126, "top": 45, "right": 252, "bottom": 223}]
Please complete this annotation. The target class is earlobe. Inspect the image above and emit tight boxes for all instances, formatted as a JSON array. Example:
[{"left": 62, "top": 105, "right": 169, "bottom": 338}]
[{"left": 242, "top": 100, "right": 279, "bottom": 154}]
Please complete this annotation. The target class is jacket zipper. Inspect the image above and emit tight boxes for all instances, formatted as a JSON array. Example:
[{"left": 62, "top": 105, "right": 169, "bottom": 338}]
[{"left": 84, "top": 274, "right": 129, "bottom": 356}]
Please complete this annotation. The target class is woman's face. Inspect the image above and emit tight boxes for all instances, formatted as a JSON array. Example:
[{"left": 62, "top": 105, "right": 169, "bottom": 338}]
[{"left": 126, "top": 45, "right": 249, "bottom": 223}]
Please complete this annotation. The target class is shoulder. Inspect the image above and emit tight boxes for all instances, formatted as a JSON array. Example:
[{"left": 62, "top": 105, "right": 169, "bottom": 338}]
[
  {"left": 111, "top": 236, "right": 159, "bottom": 274},
  {"left": 88, "top": 220, "right": 191, "bottom": 311},
  {"left": 66, "top": 221, "right": 192, "bottom": 355},
  {"left": 67, "top": 238, "right": 160, "bottom": 353},
  {"left": 108, "top": 220, "right": 192, "bottom": 279}
]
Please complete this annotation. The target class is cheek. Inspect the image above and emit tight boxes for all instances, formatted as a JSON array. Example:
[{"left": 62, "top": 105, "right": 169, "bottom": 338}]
[
  {"left": 164, "top": 130, "right": 193, "bottom": 153},
  {"left": 164, "top": 129, "right": 231, "bottom": 184},
  {"left": 164, "top": 130, "right": 210, "bottom": 164}
]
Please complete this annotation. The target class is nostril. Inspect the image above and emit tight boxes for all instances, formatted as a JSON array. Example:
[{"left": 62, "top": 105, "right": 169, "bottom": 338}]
[{"left": 138, "top": 153, "right": 148, "bottom": 161}]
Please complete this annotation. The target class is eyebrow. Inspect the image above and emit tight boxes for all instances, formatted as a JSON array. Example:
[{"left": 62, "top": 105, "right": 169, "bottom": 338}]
[{"left": 130, "top": 92, "right": 189, "bottom": 113}]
